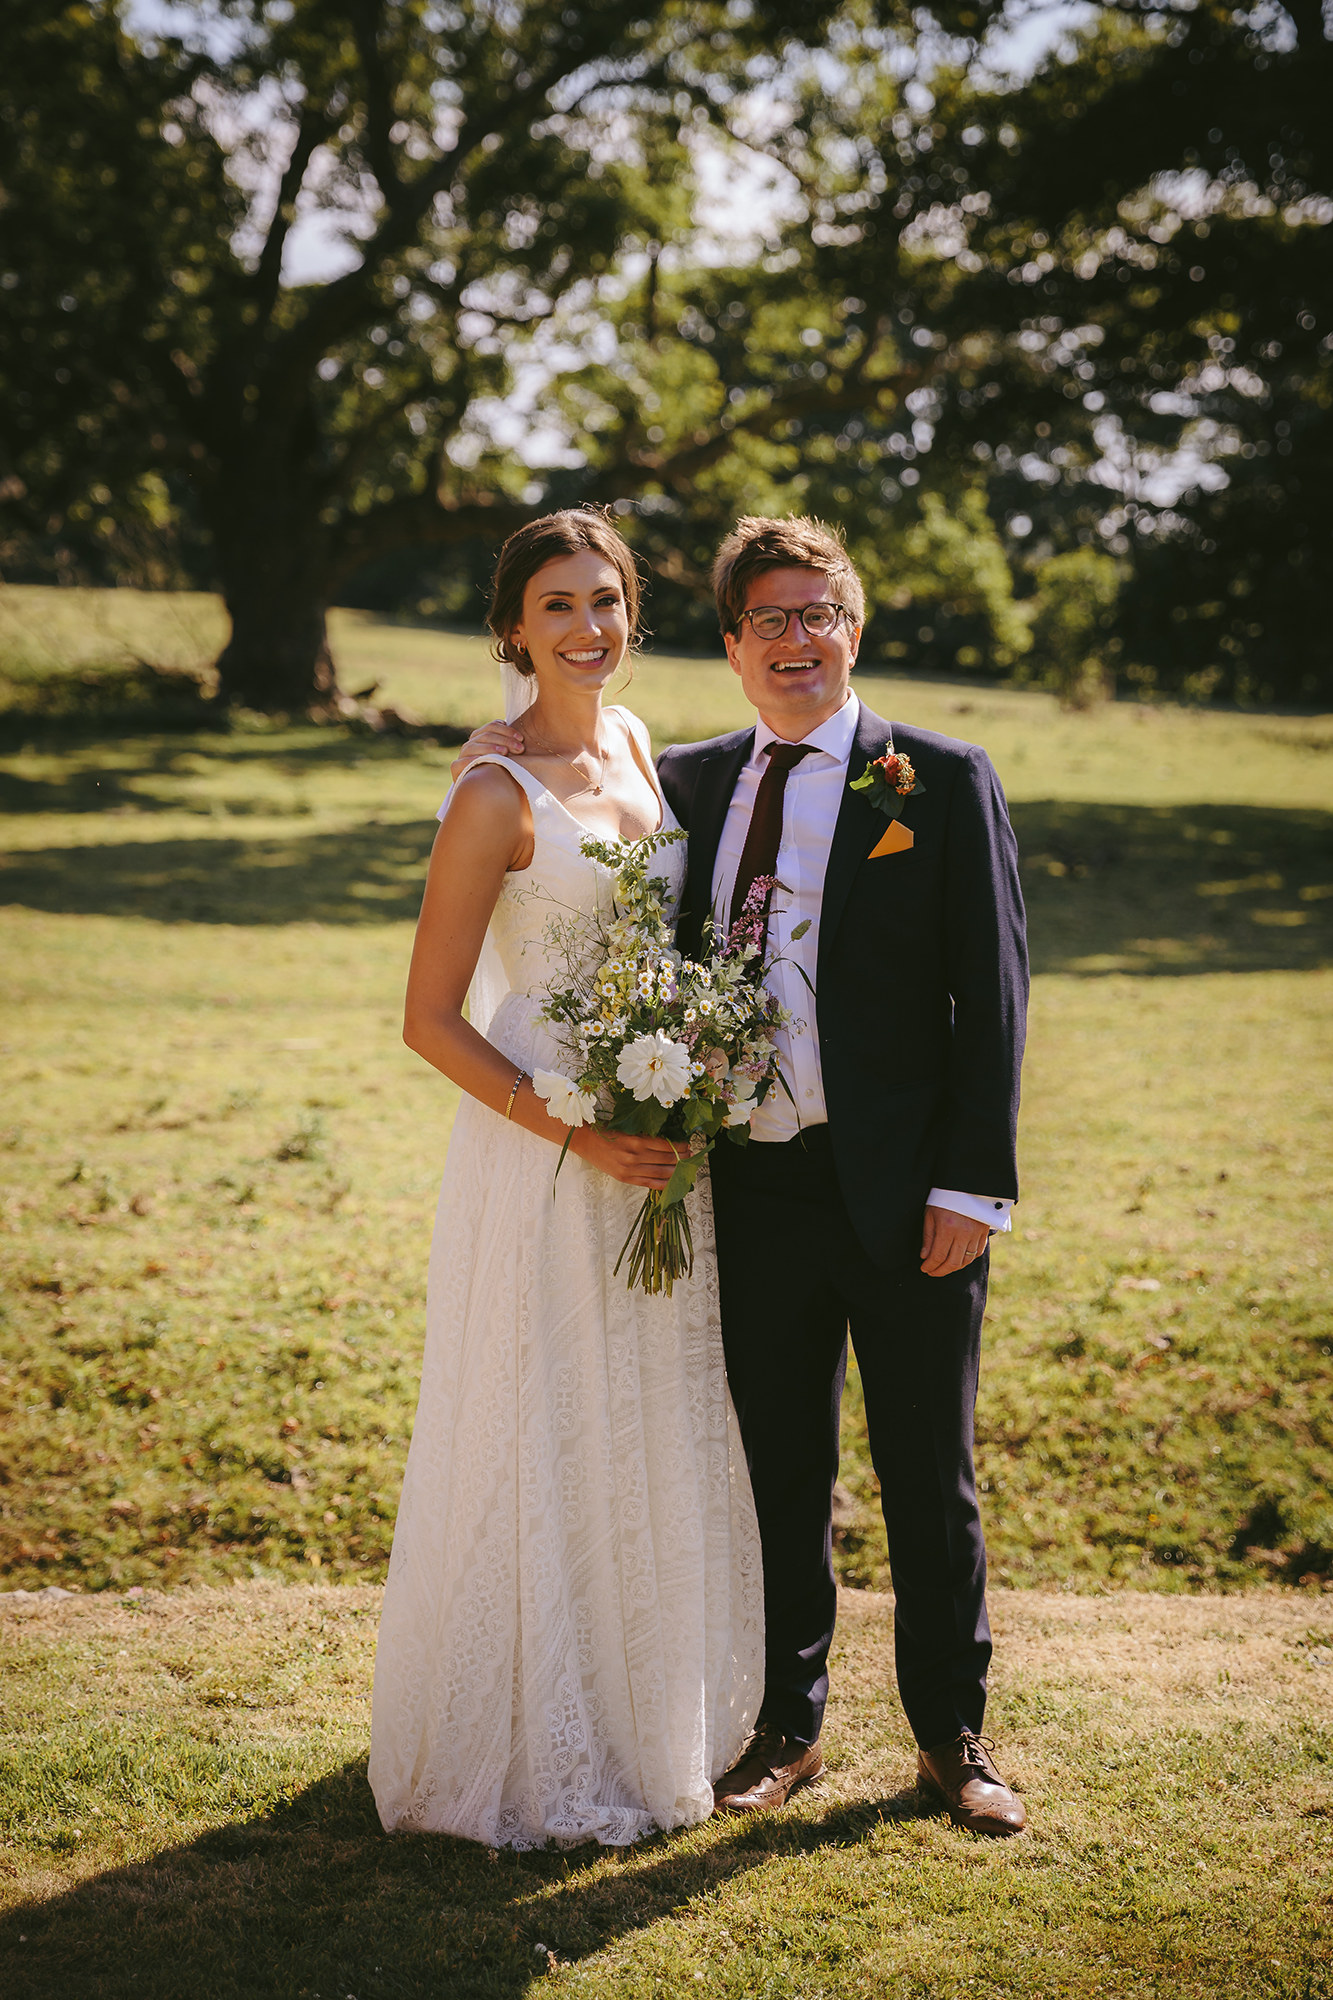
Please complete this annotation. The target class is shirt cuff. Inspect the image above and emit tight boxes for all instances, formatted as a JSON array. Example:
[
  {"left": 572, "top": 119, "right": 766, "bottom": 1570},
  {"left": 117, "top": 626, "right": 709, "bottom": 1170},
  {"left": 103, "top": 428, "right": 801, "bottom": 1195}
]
[{"left": 928, "top": 1189, "right": 1013, "bottom": 1235}]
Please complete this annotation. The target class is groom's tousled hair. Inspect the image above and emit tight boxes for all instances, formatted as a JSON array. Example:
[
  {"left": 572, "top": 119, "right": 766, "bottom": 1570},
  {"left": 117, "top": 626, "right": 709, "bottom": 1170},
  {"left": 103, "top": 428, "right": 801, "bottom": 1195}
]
[{"left": 712, "top": 515, "right": 866, "bottom": 634}]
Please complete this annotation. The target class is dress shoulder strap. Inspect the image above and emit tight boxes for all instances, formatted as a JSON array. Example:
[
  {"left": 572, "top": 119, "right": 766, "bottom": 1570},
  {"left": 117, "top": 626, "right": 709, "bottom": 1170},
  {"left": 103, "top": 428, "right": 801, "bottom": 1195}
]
[
  {"left": 435, "top": 754, "right": 548, "bottom": 823},
  {"left": 606, "top": 705, "right": 667, "bottom": 814},
  {"left": 607, "top": 704, "right": 654, "bottom": 764}
]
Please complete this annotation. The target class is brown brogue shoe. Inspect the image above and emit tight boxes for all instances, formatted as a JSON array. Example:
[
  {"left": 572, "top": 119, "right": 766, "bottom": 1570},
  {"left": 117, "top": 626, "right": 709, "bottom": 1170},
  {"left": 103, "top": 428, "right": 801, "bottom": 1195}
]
[
  {"left": 713, "top": 1724, "right": 824, "bottom": 1814},
  {"left": 917, "top": 1731, "right": 1027, "bottom": 1837}
]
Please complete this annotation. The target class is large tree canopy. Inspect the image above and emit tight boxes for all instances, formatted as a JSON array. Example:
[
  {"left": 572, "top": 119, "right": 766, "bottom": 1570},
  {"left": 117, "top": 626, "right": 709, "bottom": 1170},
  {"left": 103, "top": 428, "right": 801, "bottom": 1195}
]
[
  {"left": 553, "top": 0, "right": 1329, "bottom": 699},
  {"left": 965, "top": 0, "right": 1333, "bottom": 704},
  {"left": 1, "top": 0, "right": 861, "bottom": 706},
  {"left": 1, "top": 0, "right": 1328, "bottom": 707}
]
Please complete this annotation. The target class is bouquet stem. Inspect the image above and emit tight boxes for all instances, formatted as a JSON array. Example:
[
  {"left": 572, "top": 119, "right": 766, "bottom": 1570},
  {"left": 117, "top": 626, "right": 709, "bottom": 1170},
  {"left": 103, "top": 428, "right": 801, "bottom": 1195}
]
[{"left": 615, "top": 1190, "right": 695, "bottom": 1296}]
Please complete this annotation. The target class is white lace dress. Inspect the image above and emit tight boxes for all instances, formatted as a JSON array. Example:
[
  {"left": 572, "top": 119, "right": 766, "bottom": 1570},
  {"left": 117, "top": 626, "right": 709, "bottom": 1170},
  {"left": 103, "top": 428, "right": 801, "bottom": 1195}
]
[{"left": 369, "top": 727, "right": 763, "bottom": 1849}]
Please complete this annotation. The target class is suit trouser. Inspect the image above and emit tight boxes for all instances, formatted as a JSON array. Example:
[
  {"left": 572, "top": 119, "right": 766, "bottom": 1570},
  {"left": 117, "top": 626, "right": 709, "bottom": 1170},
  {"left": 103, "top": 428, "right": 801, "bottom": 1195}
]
[{"left": 709, "top": 1124, "right": 992, "bottom": 1752}]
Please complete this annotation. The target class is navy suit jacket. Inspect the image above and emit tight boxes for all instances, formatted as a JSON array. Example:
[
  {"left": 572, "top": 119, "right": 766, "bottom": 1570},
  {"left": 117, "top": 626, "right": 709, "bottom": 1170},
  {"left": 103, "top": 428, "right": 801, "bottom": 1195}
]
[{"left": 657, "top": 701, "right": 1029, "bottom": 1268}]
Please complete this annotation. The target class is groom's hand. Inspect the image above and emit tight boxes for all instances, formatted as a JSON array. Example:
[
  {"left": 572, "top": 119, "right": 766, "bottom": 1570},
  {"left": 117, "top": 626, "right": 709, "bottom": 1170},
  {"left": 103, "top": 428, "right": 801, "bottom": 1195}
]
[
  {"left": 920, "top": 1204, "right": 990, "bottom": 1277},
  {"left": 451, "top": 719, "right": 525, "bottom": 779}
]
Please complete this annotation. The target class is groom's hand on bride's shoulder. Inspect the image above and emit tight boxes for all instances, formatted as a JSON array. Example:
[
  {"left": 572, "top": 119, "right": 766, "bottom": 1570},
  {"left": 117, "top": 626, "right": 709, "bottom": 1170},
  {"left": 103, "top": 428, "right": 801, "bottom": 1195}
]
[
  {"left": 920, "top": 1204, "right": 991, "bottom": 1277},
  {"left": 451, "top": 719, "right": 525, "bottom": 778}
]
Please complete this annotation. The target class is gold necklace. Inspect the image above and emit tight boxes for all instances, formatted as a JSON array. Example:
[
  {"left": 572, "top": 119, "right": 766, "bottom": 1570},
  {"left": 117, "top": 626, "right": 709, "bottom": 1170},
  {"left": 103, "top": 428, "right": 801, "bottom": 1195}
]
[{"left": 522, "top": 723, "right": 608, "bottom": 796}]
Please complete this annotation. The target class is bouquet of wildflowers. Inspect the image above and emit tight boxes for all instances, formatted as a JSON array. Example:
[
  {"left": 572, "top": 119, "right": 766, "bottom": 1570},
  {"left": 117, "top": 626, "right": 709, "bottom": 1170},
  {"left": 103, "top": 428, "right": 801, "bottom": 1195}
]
[{"left": 531, "top": 827, "right": 805, "bottom": 1296}]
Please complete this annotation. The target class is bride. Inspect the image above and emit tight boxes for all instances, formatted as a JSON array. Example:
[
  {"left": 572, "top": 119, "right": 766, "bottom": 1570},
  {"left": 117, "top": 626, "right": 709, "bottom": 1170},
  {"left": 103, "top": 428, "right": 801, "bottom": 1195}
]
[{"left": 368, "top": 508, "right": 763, "bottom": 1848}]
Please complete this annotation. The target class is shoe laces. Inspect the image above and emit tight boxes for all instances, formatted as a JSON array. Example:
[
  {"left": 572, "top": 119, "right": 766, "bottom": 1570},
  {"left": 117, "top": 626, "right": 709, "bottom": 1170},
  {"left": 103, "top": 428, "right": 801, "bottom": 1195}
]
[
  {"left": 748, "top": 1722, "right": 786, "bottom": 1759},
  {"left": 747, "top": 1721, "right": 802, "bottom": 1774},
  {"left": 957, "top": 1731, "right": 997, "bottom": 1773}
]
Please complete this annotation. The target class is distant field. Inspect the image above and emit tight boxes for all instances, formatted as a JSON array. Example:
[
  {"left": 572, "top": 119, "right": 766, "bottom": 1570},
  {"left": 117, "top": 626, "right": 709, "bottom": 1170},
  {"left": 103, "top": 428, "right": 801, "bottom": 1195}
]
[
  {"left": 0, "top": 586, "right": 1330, "bottom": 1600},
  {"left": 3, "top": 581, "right": 1332, "bottom": 803}
]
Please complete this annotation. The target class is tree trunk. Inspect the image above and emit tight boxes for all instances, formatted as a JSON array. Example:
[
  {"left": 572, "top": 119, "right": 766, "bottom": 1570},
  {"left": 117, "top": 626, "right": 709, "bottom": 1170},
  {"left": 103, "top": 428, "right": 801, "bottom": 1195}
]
[{"left": 213, "top": 530, "right": 338, "bottom": 714}]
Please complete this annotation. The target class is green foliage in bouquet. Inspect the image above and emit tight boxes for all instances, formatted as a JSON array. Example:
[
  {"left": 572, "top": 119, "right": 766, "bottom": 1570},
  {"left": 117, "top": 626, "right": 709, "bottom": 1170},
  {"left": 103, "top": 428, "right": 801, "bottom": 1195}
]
[{"left": 535, "top": 828, "right": 804, "bottom": 1295}]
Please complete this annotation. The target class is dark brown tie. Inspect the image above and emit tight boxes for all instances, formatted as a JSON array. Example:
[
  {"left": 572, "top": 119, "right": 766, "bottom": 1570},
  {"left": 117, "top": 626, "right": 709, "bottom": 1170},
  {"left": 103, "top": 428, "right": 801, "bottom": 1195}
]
[{"left": 729, "top": 740, "right": 814, "bottom": 949}]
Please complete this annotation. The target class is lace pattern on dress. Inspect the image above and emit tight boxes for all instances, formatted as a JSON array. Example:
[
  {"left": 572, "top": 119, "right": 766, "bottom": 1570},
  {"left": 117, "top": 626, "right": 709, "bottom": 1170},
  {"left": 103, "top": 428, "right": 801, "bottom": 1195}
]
[{"left": 368, "top": 736, "right": 763, "bottom": 1848}]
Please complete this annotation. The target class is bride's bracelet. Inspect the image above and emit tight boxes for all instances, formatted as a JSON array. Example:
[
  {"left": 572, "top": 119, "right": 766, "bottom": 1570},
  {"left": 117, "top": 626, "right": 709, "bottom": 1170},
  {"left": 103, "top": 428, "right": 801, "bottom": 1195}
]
[{"left": 502, "top": 1072, "right": 526, "bottom": 1121}]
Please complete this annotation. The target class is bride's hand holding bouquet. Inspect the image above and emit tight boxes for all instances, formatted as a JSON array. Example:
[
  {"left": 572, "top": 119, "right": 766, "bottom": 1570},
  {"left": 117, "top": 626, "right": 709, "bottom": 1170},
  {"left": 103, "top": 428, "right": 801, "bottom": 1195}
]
[{"left": 533, "top": 827, "right": 806, "bottom": 1295}]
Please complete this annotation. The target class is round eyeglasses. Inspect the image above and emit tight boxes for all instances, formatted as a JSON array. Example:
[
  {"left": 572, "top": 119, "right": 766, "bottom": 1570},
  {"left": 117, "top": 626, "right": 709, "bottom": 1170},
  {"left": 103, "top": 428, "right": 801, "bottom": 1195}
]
[{"left": 737, "top": 602, "right": 847, "bottom": 641}]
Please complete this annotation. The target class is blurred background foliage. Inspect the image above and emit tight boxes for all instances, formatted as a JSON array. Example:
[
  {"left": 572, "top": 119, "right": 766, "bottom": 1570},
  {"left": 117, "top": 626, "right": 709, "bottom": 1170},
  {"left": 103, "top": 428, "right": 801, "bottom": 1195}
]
[{"left": 0, "top": 0, "right": 1328, "bottom": 711}]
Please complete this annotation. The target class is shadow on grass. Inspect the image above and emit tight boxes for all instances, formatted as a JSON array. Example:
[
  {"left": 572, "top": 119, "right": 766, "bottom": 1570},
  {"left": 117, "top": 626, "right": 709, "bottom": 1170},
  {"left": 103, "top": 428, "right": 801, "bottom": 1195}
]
[
  {"left": 0, "top": 820, "right": 437, "bottom": 925},
  {"left": 0, "top": 727, "right": 444, "bottom": 819},
  {"left": 1012, "top": 801, "right": 1332, "bottom": 975},
  {"left": 0, "top": 1763, "right": 924, "bottom": 2000},
  {"left": 1, "top": 797, "right": 1329, "bottom": 972}
]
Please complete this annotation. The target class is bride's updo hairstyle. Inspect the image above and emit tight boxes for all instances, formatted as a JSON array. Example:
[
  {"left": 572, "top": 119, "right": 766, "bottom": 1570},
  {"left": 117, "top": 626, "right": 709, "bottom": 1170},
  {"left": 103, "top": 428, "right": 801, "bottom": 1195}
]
[{"left": 487, "top": 508, "right": 644, "bottom": 675}]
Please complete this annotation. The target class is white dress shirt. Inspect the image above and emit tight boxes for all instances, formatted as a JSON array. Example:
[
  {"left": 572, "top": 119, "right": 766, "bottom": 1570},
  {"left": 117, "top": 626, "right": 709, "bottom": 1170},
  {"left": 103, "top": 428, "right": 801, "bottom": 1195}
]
[{"left": 709, "top": 692, "right": 1012, "bottom": 1234}]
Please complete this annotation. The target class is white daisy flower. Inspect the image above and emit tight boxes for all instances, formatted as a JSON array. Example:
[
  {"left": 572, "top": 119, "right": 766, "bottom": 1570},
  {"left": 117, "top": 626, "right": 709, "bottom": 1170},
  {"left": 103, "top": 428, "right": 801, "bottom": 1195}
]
[
  {"left": 615, "top": 1031, "right": 692, "bottom": 1106},
  {"left": 532, "top": 1070, "right": 599, "bottom": 1126}
]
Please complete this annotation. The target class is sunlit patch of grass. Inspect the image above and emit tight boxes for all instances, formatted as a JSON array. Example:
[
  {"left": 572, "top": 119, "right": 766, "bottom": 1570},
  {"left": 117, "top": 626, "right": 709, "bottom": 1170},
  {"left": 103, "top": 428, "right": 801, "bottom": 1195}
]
[
  {"left": 1, "top": 927, "right": 1328, "bottom": 1598},
  {"left": 839, "top": 969, "right": 1333, "bottom": 1595},
  {"left": 0, "top": 1585, "right": 1330, "bottom": 1997},
  {"left": 0, "top": 910, "right": 438, "bottom": 1588},
  {"left": 0, "top": 605, "right": 1330, "bottom": 1599},
  {"left": 0, "top": 589, "right": 1331, "bottom": 1993},
  {"left": 4, "top": 582, "right": 1332, "bottom": 806},
  {"left": 0, "top": 585, "right": 228, "bottom": 683}
]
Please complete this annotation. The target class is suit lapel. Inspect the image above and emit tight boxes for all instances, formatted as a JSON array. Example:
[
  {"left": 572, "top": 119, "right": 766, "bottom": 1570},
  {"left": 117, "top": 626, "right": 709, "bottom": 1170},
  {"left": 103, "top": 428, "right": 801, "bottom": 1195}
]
[
  {"left": 679, "top": 729, "right": 754, "bottom": 955},
  {"left": 816, "top": 703, "right": 895, "bottom": 984}
]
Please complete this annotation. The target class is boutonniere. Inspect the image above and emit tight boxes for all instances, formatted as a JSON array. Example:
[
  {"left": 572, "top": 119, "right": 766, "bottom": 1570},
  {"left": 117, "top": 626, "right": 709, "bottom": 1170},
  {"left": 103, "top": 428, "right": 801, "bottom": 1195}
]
[{"left": 849, "top": 749, "right": 925, "bottom": 858}]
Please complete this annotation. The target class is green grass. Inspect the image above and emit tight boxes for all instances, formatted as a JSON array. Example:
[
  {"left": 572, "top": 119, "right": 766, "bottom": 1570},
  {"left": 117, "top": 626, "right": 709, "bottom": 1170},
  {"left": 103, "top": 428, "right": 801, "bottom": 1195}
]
[
  {"left": 0, "top": 585, "right": 230, "bottom": 681},
  {"left": 1, "top": 593, "right": 1330, "bottom": 1597},
  {"left": 1, "top": 586, "right": 1331, "bottom": 1991},
  {"left": 2, "top": 579, "right": 1331, "bottom": 794},
  {"left": 2, "top": 1583, "right": 1331, "bottom": 1998}
]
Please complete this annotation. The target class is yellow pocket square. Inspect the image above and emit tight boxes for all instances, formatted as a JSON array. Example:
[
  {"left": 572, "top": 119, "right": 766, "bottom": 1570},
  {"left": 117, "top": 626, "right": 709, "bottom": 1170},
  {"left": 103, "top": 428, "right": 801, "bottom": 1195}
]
[{"left": 868, "top": 820, "right": 914, "bottom": 859}]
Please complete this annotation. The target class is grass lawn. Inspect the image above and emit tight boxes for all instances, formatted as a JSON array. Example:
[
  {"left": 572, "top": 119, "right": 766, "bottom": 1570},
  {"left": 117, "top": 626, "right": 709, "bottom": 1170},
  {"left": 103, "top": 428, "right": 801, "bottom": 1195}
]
[
  {"left": 0, "top": 585, "right": 1331, "bottom": 1990},
  {"left": 2, "top": 1582, "right": 1331, "bottom": 1999},
  {"left": 2, "top": 586, "right": 1330, "bottom": 1596}
]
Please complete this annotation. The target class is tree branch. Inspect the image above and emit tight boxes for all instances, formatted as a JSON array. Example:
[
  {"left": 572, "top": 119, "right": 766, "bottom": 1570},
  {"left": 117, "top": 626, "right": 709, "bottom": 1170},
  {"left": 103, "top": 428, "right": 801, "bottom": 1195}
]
[
  {"left": 327, "top": 488, "right": 532, "bottom": 582},
  {"left": 636, "top": 539, "right": 712, "bottom": 596},
  {"left": 601, "top": 353, "right": 927, "bottom": 497},
  {"left": 407, "top": 262, "right": 555, "bottom": 331},
  {"left": 267, "top": 11, "right": 645, "bottom": 393},
  {"left": 327, "top": 339, "right": 932, "bottom": 587},
  {"left": 319, "top": 368, "right": 450, "bottom": 496},
  {"left": 251, "top": 106, "right": 327, "bottom": 325},
  {"left": 347, "top": 0, "right": 402, "bottom": 205},
  {"left": 1281, "top": 0, "right": 1331, "bottom": 48}
]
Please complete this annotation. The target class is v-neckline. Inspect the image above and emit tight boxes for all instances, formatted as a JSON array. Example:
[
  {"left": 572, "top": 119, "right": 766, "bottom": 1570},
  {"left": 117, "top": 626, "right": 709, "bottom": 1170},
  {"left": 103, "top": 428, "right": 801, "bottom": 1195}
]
[
  {"left": 543, "top": 787, "right": 665, "bottom": 844},
  {"left": 527, "top": 709, "right": 666, "bottom": 843}
]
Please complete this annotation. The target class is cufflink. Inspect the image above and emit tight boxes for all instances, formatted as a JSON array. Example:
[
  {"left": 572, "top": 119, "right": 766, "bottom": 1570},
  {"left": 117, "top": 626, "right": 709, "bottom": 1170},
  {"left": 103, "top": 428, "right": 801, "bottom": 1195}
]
[{"left": 994, "top": 1202, "right": 1003, "bottom": 1210}]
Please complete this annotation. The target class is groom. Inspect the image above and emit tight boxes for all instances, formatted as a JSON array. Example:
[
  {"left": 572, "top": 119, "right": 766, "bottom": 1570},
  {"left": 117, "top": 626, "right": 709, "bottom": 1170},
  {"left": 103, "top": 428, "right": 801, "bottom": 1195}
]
[{"left": 657, "top": 514, "right": 1029, "bottom": 1837}]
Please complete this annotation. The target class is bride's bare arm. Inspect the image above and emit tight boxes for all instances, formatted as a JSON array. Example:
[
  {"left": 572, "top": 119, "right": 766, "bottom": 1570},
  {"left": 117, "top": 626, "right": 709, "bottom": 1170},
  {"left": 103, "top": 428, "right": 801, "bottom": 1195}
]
[{"left": 404, "top": 770, "right": 682, "bottom": 1191}]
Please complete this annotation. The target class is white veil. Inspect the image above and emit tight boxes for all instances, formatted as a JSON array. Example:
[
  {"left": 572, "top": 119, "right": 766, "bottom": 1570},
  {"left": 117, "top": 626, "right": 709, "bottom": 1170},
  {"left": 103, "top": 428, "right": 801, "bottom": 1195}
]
[
  {"left": 501, "top": 660, "right": 538, "bottom": 726},
  {"left": 441, "top": 656, "right": 538, "bottom": 1040}
]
